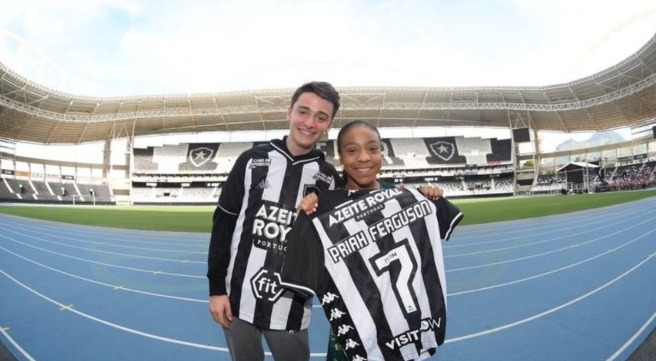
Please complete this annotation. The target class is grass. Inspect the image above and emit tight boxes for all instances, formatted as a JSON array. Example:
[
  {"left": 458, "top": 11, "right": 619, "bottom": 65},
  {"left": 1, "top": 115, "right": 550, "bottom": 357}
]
[
  {"left": 0, "top": 204, "right": 215, "bottom": 232},
  {"left": 0, "top": 189, "right": 655, "bottom": 232},
  {"left": 452, "top": 189, "right": 656, "bottom": 225}
]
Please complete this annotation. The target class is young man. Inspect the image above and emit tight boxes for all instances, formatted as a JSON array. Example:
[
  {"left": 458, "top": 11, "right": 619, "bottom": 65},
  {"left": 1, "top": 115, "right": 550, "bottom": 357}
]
[{"left": 207, "top": 81, "right": 341, "bottom": 361}]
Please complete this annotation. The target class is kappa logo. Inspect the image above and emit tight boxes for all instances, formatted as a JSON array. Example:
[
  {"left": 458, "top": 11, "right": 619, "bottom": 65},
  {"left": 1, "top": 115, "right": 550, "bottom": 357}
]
[
  {"left": 329, "top": 308, "right": 347, "bottom": 321},
  {"left": 336, "top": 324, "right": 354, "bottom": 336},
  {"left": 189, "top": 147, "right": 214, "bottom": 167},
  {"left": 321, "top": 292, "right": 340, "bottom": 305},
  {"left": 250, "top": 268, "right": 284, "bottom": 302},
  {"left": 343, "top": 338, "right": 360, "bottom": 350},
  {"left": 429, "top": 141, "right": 455, "bottom": 161},
  {"left": 256, "top": 178, "right": 270, "bottom": 190}
]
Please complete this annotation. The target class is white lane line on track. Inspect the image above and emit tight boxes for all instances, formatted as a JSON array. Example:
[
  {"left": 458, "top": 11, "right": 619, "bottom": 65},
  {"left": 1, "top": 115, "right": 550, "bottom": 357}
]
[
  {"left": 446, "top": 214, "right": 623, "bottom": 258},
  {"left": 2, "top": 228, "right": 206, "bottom": 262},
  {"left": 0, "top": 234, "right": 204, "bottom": 278},
  {"left": 0, "top": 268, "right": 327, "bottom": 358},
  {"left": 448, "top": 213, "right": 656, "bottom": 272},
  {"left": 443, "top": 201, "right": 649, "bottom": 248},
  {"left": 0, "top": 326, "right": 36, "bottom": 361},
  {"left": 449, "top": 225, "right": 656, "bottom": 296},
  {"left": 3, "top": 225, "right": 207, "bottom": 254},
  {"left": 0, "top": 267, "right": 227, "bottom": 352},
  {"left": 606, "top": 309, "right": 656, "bottom": 361},
  {"left": 0, "top": 215, "right": 208, "bottom": 246},
  {"left": 445, "top": 202, "right": 654, "bottom": 256},
  {"left": 0, "top": 245, "right": 206, "bottom": 302},
  {"left": 445, "top": 251, "right": 656, "bottom": 343}
]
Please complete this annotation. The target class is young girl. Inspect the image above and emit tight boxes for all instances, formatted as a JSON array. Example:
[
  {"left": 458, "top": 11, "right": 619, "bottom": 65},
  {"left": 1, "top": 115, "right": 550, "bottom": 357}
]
[
  {"left": 296, "top": 120, "right": 445, "bottom": 360},
  {"left": 298, "top": 120, "right": 442, "bottom": 213}
]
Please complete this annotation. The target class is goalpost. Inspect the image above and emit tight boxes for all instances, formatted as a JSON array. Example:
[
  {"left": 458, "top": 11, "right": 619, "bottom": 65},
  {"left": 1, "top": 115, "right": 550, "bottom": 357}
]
[{"left": 71, "top": 194, "right": 96, "bottom": 206}]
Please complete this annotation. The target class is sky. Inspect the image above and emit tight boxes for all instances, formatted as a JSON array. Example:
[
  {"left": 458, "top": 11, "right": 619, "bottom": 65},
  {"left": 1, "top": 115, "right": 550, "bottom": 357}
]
[{"left": 1, "top": 0, "right": 656, "bottom": 97}]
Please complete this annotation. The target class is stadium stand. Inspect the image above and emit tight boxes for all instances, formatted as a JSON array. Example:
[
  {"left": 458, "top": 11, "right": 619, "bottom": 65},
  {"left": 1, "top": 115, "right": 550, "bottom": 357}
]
[
  {"left": 2, "top": 134, "right": 653, "bottom": 205},
  {"left": 380, "top": 139, "right": 405, "bottom": 165},
  {"left": 391, "top": 138, "right": 431, "bottom": 158},
  {"left": 214, "top": 142, "right": 252, "bottom": 174},
  {"left": 487, "top": 138, "right": 513, "bottom": 163},
  {"left": 152, "top": 144, "right": 188, "bottom": 173},
  {"left": 133, "top": 147, "right": 158, "bottom": 171}
]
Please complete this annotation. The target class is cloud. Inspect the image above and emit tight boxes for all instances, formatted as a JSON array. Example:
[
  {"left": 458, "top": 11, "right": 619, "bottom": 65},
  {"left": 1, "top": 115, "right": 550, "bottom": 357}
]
[{"left": 1, "top": 0, "right": 655, "bottom": 96}]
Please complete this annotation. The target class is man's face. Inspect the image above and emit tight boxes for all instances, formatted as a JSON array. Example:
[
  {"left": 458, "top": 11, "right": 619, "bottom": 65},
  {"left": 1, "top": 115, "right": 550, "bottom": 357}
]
[{"left": 286, "top": 92, "right": 334, "bottom": 156}]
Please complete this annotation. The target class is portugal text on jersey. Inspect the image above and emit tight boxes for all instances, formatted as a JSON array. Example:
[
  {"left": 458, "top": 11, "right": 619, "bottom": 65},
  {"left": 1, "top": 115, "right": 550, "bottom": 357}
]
[{"left": 281, "top": 188, "right": 463, "bottom": 360}]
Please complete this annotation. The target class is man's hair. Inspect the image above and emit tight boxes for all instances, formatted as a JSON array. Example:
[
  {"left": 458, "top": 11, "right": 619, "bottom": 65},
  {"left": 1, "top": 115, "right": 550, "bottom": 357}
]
[{"left": 290, "top": 81, "right": 341, "bottom": 119}]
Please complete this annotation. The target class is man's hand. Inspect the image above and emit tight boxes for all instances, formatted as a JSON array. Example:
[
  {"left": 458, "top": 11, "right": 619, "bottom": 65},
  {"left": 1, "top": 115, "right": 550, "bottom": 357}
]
[{"left": 209, "top": 295, "right": 233, "bottom": 328}]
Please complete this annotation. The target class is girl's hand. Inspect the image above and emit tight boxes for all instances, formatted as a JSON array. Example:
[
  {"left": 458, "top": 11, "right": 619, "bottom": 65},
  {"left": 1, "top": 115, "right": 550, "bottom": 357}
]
[
  {"left": 418, "top": 185, "right": 444, "bottom": 200},
  {"left": 296, "top": 192, "right": 319, "bottom": 215}
]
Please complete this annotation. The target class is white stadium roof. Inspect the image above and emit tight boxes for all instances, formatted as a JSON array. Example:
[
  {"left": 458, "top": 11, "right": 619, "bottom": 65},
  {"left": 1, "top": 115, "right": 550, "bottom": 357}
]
[{"left": 1, "top": 32, "right": 656, "bottom": 145}]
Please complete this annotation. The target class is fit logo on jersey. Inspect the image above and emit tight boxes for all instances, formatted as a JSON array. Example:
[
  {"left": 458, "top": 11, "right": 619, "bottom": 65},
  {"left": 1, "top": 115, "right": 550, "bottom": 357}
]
[
  {"left": 252, "top": 201, "right": 297, "bottom": 254},
  {"left": 249, "top": 158, "right": 271, "bottom": 168},
  {"left": 250, "top": 268, "right": 284, "bottom": 302},
  {"left": 328, "top": 189, "right": 402, "bottom": 226},
  {"left": 312, "top": 171, "right": 334, "bottom": 185},
  {"left": 385, "top": 317, "right": 442, "bottom": 350}
]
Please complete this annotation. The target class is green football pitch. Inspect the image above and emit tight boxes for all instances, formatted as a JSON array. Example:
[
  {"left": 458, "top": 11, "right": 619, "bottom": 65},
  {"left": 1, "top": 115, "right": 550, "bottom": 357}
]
[{"left": 1, "top": 189, "right": 655, "bottom": 232}]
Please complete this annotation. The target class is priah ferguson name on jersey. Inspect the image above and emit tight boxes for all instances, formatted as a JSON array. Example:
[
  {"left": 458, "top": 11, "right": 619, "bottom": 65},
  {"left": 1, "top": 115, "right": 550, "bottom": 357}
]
[{"left": 327, "top": 198, "right": 433, "bottom": 263}]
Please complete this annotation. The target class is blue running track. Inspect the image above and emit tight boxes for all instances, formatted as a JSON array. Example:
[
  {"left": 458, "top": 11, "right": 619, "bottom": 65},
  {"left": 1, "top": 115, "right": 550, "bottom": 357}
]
[{"left": 1, "top": 197, "right": 655, "bottom": 360}]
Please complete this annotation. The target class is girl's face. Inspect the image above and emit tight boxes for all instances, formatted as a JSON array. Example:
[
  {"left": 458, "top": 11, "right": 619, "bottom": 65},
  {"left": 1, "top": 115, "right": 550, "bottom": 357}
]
[{"left": 339, "top": 125, "right": 383, "bottom": 190}]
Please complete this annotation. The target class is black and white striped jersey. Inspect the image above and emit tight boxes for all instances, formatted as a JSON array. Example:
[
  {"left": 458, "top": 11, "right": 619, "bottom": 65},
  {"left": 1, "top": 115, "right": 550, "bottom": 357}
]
[
  {"left": 281, "top": 188, "right": 463, "bottom": 360},
  {"left": 210, "top": 137, "right": 338, "bottom": 330}
]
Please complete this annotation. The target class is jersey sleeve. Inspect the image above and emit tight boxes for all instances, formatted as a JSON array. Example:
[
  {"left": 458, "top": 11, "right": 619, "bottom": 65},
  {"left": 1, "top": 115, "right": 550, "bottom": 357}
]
[
  {"left": 280, "top": 211, "right": 326, "bottom": 296},
  {"left": 433, "top": 197, "right": 464, "bottom": 240},
  {"left": 217, "top": 150, "right": 250, "bottom": 214},
  {"left": 207, "top": 206, "right": 237, "bottom": 295}
]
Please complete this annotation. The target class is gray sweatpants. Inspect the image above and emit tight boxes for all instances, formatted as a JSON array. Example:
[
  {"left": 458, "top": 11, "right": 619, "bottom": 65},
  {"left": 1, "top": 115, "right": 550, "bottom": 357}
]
[{"left": 223, "top": 317, "right": 310, "bottom": 361}]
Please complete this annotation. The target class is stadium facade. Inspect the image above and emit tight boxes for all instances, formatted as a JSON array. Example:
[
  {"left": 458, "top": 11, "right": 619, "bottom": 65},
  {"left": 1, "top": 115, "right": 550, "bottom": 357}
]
[{"left": 1, "top": 33, "right": 656, "bottom": 205}]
